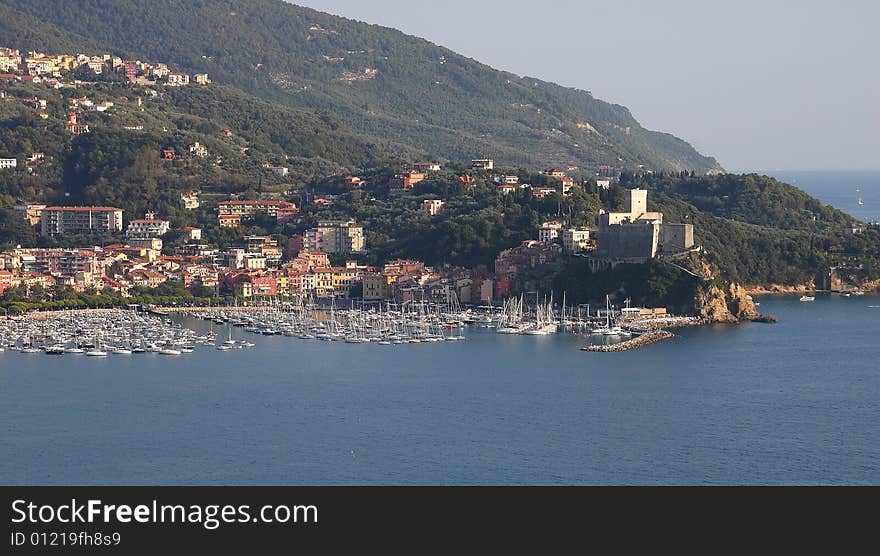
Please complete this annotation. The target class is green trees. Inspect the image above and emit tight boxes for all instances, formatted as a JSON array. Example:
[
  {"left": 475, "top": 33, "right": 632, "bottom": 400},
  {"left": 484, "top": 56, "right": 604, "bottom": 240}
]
[
  {"left": 552, "top": 259, "right": 706, "bottom": 314},
  {"left": 0, "top": 0, "right": 721, "bottom": 174},
  {"left": 0, "top": 209, "right": 37, "bottom": 248}
]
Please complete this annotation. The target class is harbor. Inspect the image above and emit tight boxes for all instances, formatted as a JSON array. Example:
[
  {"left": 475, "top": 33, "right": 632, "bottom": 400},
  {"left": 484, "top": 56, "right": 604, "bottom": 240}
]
[
  {"left": 2, "top": 294, "right": 877, "bottom": 485},
  {"left": 0, "top": 308, "right": 235, "bottom": 355},
  {"left": 0, "top": 295, "right": 697, "bottom": 355}
]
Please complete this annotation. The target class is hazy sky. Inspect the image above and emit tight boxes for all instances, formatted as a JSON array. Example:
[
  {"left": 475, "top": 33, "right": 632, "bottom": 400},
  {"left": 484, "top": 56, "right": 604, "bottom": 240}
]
[{"left": 293, "top": 0, "right": 879, "bottom": 171}]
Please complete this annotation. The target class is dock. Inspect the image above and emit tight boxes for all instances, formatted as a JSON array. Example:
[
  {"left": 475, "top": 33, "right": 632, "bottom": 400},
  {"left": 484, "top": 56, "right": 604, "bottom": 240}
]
[{"left": 581, "top": 330, "right": 674, "bottom": 352}]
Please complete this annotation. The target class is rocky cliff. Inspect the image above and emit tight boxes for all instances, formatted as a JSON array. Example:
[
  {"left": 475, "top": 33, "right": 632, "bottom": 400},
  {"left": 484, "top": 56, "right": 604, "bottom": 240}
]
[{"left": 697, "top": 282, "right": 762, "bottom": 323}]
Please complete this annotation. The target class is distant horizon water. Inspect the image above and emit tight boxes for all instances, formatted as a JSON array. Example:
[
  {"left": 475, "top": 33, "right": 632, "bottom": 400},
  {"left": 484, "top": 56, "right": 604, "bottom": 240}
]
[{"left": 754, "top": 170, "right": 880, "bottom": 223}]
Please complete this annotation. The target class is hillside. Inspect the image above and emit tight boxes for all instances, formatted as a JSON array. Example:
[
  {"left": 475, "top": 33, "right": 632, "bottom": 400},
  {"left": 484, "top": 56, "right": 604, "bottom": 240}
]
[
  {"left": 0, "top": 77, "right": 386, "bottom": 242},
  {"left": 0, "top": 0, "right": 723, "bottom": 174}
]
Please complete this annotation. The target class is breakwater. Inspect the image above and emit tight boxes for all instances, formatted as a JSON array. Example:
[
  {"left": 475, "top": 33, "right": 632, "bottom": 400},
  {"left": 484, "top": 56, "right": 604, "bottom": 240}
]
[{"left": 581, "top": 330, "right": 675, "bottom": 352}]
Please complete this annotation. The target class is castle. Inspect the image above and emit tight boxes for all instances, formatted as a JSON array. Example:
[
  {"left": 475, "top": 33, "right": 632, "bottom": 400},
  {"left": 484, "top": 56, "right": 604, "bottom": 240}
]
[{"left": 591, "top": 189, "right": 695, "bottom": 270}]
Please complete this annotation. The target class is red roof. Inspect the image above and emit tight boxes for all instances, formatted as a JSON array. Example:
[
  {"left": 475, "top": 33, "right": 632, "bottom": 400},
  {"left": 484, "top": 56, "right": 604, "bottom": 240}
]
[
  {"left": 219, "top": 200, "right": 294, "bottom": 206},
  {"left": 44, "top": 206, "right": 123, "bottom": 212}
]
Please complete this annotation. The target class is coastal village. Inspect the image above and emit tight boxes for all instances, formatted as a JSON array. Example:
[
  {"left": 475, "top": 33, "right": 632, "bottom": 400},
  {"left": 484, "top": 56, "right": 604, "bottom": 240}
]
[
  {"left": 0, "top": 46, "right": 209, "bottom": 87},
  {"left": 0, "top": 163, "right": 696, "bottom": 309},
  {"left": 0, "top": 44, "right": 750, "bottom": 351}
]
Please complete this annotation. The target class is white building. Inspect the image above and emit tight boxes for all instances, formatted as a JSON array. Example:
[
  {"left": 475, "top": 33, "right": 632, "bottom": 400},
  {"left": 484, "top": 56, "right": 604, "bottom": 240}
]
[
  {"left": 0, "top": 158, "right": 17, "bottom": 169},
  {"left": 563, "top": 228, "right": 592, "bottom": 253},
  {"left": 422, "top": 199, "right": 445, "bottom": 216},
  {"left": 184, "top": 227, "right": 202, "bottom": 242},
  {"left": 40, "top": 206, "right": 124, "bottom": 237},
  {"left": 167, "top": 72, "right": 190, "bottom": 86},
  {"left": 126, "top": 212, "right": 171, "bottom": 239},
  {"left": 304, "top": 219, "right": 365, "bottom": 254},
  {"left": 180, "top": 192, "right": 200, "bottom": 210},
  {"left": 538, "top": 221, "right": 565, "bottom": 243}
]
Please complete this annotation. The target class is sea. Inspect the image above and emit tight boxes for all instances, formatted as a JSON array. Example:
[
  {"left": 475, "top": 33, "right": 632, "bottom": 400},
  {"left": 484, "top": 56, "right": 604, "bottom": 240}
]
[
  {"left": 0, "top": 171, "right": 878, "bottom": 486},
  {"left": 763, "top": 170, "right": 880, "bottom": 224}
]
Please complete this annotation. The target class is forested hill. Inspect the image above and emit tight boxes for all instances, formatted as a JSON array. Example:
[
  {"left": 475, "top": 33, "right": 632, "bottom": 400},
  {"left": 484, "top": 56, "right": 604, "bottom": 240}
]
[{"left": 0, "top": 0, "right": 722, "bottom": 175}]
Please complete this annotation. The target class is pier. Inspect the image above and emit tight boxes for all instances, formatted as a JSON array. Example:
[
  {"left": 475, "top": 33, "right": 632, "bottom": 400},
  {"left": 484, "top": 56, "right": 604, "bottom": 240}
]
[{"left": 581, "top": 330, "right": 675, "bottom": 352}]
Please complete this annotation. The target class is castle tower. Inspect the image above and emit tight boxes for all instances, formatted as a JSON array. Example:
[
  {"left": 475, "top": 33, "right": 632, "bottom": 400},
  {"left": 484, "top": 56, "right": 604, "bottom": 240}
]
[{"left": 627, "top": 189, "right": 647, "bottom": 217}]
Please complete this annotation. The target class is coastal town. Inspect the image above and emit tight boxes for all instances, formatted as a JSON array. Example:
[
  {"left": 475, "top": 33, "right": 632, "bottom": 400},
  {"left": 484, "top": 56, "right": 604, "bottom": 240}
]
[
  {"left": 1, "top": 176, "right": 696, "bottom": 310},
  {"left": 0, "top": 44, "right": 799, "bottom": 352}
]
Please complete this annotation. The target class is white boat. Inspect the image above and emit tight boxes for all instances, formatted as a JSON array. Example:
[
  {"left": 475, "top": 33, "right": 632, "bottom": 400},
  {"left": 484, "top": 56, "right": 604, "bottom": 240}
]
[
  {"left": 65, "top": 347, "right": 85, "bottom": 354},
  {"left": 799, "top": 295, "right": 816, "bottom": 302},
  {"left": 112, "top": 347, "right": 132, "bottom": 355},
  {"left": 852, "top": 291, "right": 865, "bottom": 296},
  {"left": 216, "top": 344, "right": 232, "bottom": 351},
  {"left": 85, "top": 349, "right": 108, "bottom": 357},
  {"left": 603, "top": 326, "right": 622, "bottom": 336},
  {"left": 159, "top": 348, "right": 182, "bottom": 355},
  {"left": 44, "top": 345, "right": 66, "bottom": 355},
  {"left": 526, "top": 323, "right": 557, "bottom": 335},
  {"left": 594, "top": 295, "right": 622, "bottom": 335}
]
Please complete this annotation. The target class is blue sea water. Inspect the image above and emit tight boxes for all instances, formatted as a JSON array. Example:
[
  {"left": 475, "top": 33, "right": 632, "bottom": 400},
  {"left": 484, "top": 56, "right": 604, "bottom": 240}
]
[
  {"left": 1, "top": 171, "right": 879, "bottom": 486},
  {"left": 1, "top": 294, "right": 878, "bottom": 485},
  {"left": 763, "top": 170, "right": 880, "bottom": 223}
]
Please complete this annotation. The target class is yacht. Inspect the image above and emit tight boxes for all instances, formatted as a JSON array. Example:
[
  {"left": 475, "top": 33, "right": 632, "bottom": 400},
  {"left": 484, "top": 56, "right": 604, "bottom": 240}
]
[
  {"left": 112, "top": 347, "right": 133, "bottom": 355},
  {"left": 799, "top": 295, "right": 816, "bottom": 302},
  {"left": 159, "top": 347, "right": 182, "bottom": 356},
  {"left": 85, "top": 348, "right": 108, "bottom": 357},
  {"left": 44, "top": 345, "right": 66, "bottom": 355}
]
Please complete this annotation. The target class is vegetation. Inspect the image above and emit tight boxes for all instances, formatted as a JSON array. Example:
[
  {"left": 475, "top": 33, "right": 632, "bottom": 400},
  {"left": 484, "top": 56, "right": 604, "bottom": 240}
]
[
  {"left": 0, "top": 5, "right": 877, "bottom": 302},
  {"left": 552, "top": 259, "right": 708, "bottom": 314},
  {"left": 1, "top": 279, "right": 233, "bottom": 314},
  {"left": 0, "top": 79, "right": 387, "bottom": 247},
  {"left": 0, "top": 0, "right": 721, "bottom": 174}
]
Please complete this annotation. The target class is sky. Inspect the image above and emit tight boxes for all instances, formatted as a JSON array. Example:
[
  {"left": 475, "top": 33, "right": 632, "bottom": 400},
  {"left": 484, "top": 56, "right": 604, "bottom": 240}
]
[{"left": 292, "top": 0, "right": 879, "bottom": 172}]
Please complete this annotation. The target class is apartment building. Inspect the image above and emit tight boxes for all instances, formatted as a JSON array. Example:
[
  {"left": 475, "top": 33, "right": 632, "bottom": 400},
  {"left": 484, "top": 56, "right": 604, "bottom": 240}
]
[{"left": 40, "top": 206, "right": 123, "bottom": 237}]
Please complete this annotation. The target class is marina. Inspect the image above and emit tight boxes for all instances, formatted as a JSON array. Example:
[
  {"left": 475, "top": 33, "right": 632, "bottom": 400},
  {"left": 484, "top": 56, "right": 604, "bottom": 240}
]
[
  {"left": 0, "top": 309, "right": 214, "bottom": 355},
  {"left": 0, "top": 293, "right": 699, "bottom": 356},
  {"left": 1, "top": 294, "right": 878, "bottom": 485}
]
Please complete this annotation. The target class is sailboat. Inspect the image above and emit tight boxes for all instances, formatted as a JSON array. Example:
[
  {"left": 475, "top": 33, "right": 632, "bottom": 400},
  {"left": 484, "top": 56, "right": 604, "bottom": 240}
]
[
  {"left": 857, "top": 189, "right": 864, "bottom": 205},
  {"left": 593, "top": 295, "right": 621, "bottom": 336},
  {"left": 85, "top": 336, "right": 108, "bottom": 356}
]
